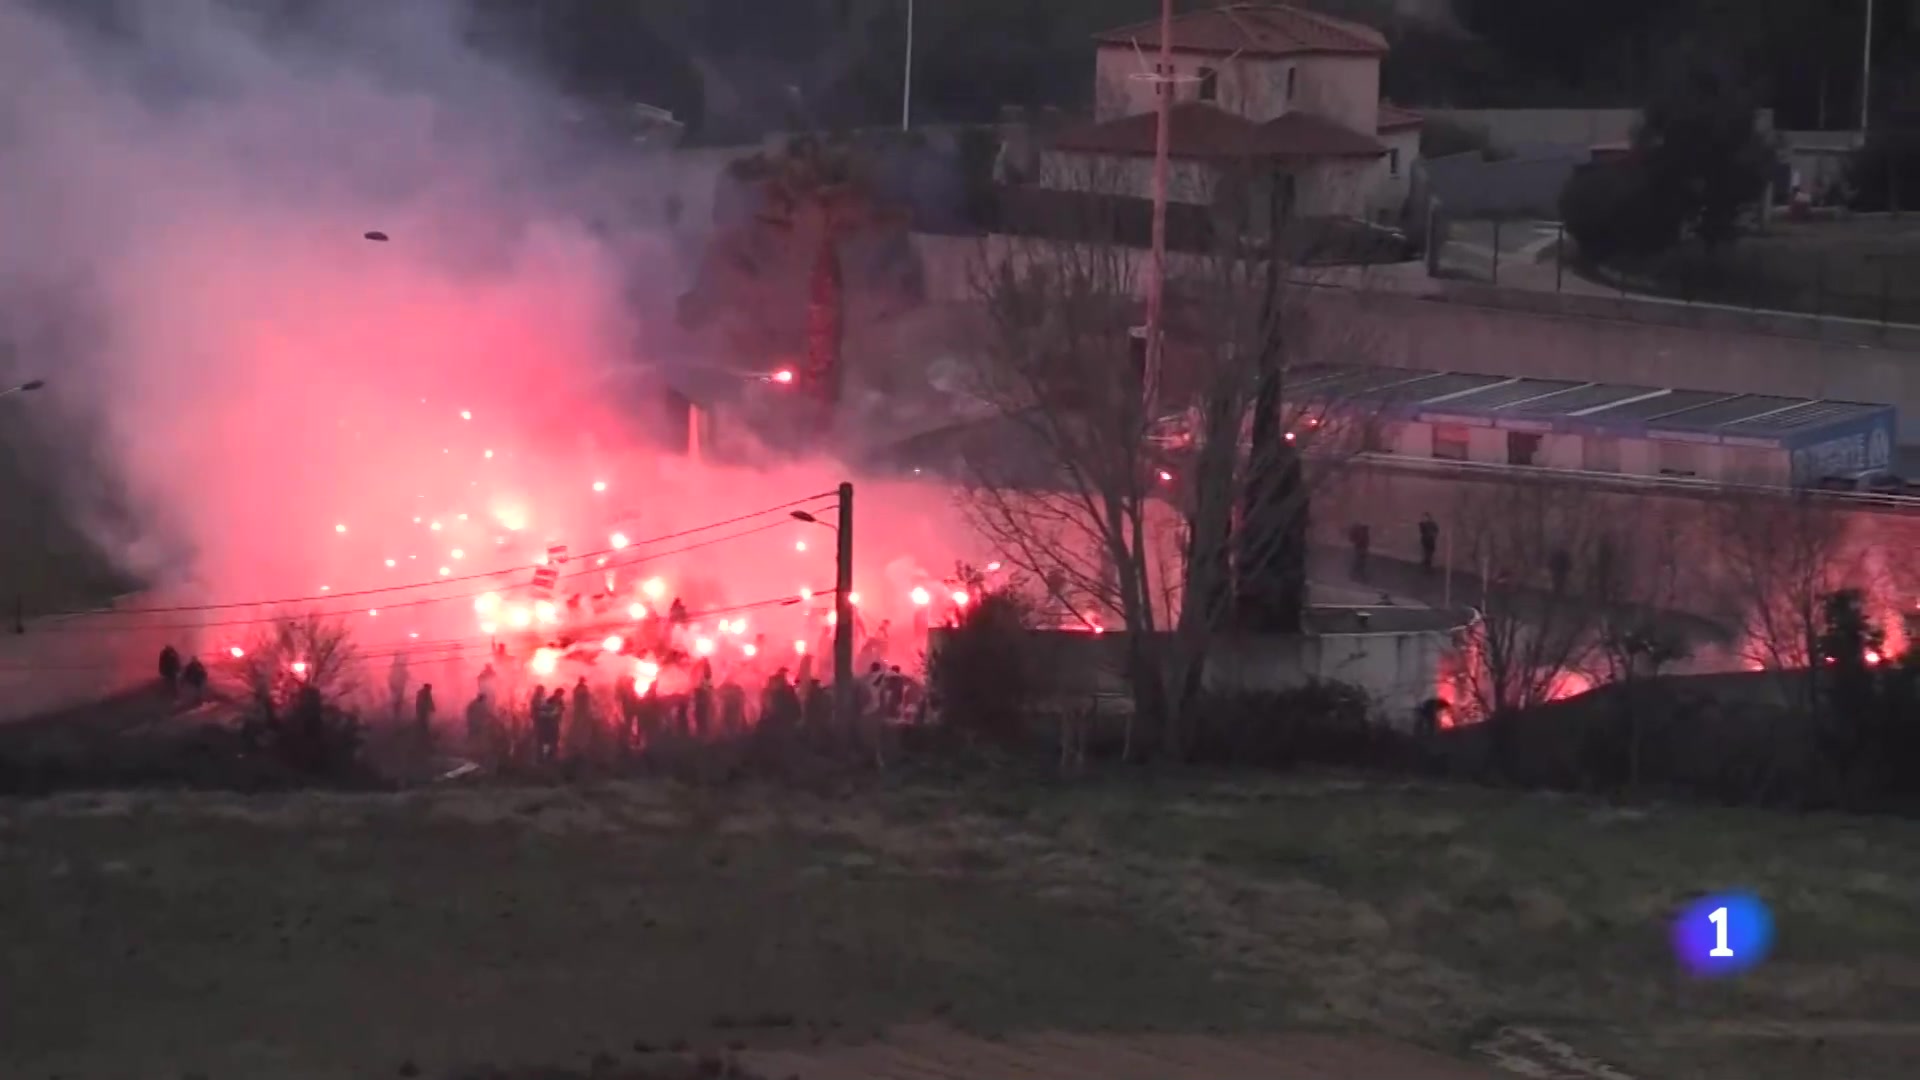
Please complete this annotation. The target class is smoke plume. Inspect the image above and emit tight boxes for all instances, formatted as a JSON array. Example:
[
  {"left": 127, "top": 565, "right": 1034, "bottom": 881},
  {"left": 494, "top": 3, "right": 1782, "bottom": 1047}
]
[{"left": 0, "top": 0, "right": 980, "bottom": 712}]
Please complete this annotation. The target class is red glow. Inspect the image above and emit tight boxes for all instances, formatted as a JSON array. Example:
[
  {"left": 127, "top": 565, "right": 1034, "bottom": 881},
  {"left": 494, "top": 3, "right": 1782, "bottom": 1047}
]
[
  {"left": 228, "top": 646, "right": 245, "bottom": 659},
  {"left": 771, "top": 369, "right": 795, "bottom": 384}
]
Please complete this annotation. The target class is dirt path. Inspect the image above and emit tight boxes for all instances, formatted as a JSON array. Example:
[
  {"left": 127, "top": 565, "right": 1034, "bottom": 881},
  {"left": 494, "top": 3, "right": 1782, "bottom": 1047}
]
[{"left": 740, "top": 1025, "right": 1506, "bottom": 1080}]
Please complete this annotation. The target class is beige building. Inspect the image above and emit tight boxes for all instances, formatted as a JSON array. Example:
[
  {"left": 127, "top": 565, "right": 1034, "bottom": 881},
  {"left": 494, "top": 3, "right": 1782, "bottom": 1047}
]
[{"left": 1040, "top": 3, "right": 1422, "bottom": 225}]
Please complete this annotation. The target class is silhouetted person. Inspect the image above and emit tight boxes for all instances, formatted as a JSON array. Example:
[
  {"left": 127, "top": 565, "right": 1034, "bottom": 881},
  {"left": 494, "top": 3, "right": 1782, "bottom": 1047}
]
[
  {"left": 719, "top": 680, "right": 747, "bottom": 734},
  {"left": 1348, "top": 522, "right": 1372, "bottom": 581},
  {"left": 668, "top": 597, "right": 689, "bottom": 628},
  {"left": 882, "top": 665, "right": 907, "bottom": 719},
  {"left": 476, "top": 662, "right": 498, "bottom": 704},
  {"left": 636, "top": 686, "right": 665, "bottom": 747},
  {"left": 615, "top": 677, "right": 642, "bottom": 748},
  {"left": 465, "top": 693, "right": 491, "bottom": 743},
  {"left": 388, "top": 653, "right": 410, "bottom": 721},
  {"left": 692, "top": 670, "right": 715, "bottom": 737},
  {"left": 1418, "top": 513, "right": 1440, "bottom": 573},
  {"left": 414, "top": 684, "right": 436, "bottom": 752},
  {"left": 568, "top": 676, "right": 596, "bottom": 759},
  {"left": 802, "top": 678, "right": 831, "bottom": 730},
  {"left": 534, "top": 687, "right": 564, "bottom": 763},
  {"left": 763, "top": 668, "right": 802, "bottom": 732},
  {"left": 158, "top": 645, "right": 182, "bottom": 695},
  {"left": 180, "top": 656, "right": 207, "bottom": 705},
  {"left": 1548, "top": 547, "right": 1572, "bottom": 595}
]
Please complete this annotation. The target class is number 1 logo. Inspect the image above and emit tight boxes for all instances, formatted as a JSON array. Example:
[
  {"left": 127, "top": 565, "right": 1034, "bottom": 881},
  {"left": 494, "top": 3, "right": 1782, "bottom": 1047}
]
[{"left": 1708, "top": 905, "right": 1734, "bottom": 957}]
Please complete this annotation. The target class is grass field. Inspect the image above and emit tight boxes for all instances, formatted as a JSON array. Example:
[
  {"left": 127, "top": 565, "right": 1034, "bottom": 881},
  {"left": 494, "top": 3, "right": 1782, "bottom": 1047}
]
[{"left": 5, "top": 773, "right": 1920, "bottom": 1079}]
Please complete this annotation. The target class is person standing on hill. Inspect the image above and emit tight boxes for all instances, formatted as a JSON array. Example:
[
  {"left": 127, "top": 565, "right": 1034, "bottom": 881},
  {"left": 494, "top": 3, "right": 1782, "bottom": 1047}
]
[
  {"left": 414, "top": 683, "right": 436, "bottom": 751},
  {"left": 158, "top": 645, "right": 182, "bottom": 696},
  {"left": 180, "top": 656, "right": 207, "bottom": 705}
]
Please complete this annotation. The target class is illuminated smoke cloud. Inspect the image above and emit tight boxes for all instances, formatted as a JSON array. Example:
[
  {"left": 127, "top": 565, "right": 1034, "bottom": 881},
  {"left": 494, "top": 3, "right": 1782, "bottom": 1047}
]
[{"left": 0, "top": 0, "right": 986, "bottom": 711}]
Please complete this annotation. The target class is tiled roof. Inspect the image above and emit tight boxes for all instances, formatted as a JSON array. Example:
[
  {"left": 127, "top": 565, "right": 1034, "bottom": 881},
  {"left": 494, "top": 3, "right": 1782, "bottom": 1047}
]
[
  {"left": 1093, "top": 3, "right": 1388, "bottom": 58},
  {"left": 1377, "top": 102, "right": 1424, "bottom": 131},
  {"left": 1051, "top": 102, "right": 1385, "bottom": 160}
]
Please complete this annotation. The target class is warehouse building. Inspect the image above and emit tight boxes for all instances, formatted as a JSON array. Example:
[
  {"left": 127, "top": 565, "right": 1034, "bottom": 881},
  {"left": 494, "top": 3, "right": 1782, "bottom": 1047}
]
[{"left": 1295, "top": 366, "right": 1898, "bottom": 486}]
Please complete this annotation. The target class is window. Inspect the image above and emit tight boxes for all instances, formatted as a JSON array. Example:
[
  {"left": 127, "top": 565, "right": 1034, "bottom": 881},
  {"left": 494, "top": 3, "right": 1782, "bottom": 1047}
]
[
  {"left": 1286, "top": 66, "right": 1297, "bottom": 101},
  {"left": 1388, "top": 148, "right": 1400, "bottom": 176},
  {"left": 1506, "top": 431, "right": 1542, "bottom": 467},
  {"left": 1155, "top": 62, "right": 1172, "bottom": 98},
  {"left": 1197, "top": 66, "right": 1218, "bottom": 102},
  {"left": 1432, "top": 424, "right": 1470, "bottom": 461}
]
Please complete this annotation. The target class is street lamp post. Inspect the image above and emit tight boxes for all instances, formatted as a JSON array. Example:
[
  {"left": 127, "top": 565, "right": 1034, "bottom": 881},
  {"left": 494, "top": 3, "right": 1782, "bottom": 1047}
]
[
  {"left": 1861, "top": 0, "right": 1876, "bottom": 137},
  {"left": 901, "top": 0, "right": 915, "bottom": 132}
]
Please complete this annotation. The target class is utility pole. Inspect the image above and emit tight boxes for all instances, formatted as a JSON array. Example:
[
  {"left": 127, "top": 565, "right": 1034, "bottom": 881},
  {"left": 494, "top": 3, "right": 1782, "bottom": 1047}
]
[
  {"left": 832, "top": 481, "right": 856, "bottom": 734},
  {"left": 1142, "top": 0, "right": 1174, "bottom": 417},
  {"left": 900, "top": 0, "right": 915, "bottom": 132},
  {"left": 1861, "top": 0, "right": 1876, "bottom": 138}
]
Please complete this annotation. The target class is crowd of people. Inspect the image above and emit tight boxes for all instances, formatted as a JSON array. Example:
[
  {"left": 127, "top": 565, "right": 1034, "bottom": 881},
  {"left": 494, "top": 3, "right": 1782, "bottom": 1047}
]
[{"left": 149, "top": 585, "right": 933, "bottom": 765}]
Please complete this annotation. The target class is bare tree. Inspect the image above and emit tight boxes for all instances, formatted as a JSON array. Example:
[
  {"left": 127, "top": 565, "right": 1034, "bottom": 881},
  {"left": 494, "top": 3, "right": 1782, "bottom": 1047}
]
[
  {"left": 1448, "top": 479, "right": 1609, "bottom": 731},
  {"left": 237, "top": 612, "right": 359, "bottom": 712},
  {"left": 1707, "top": 488, "right": 1859, "bottom": 683},
  {"left": 958, "top": 151, "right": 1377, "bottom": 756}
]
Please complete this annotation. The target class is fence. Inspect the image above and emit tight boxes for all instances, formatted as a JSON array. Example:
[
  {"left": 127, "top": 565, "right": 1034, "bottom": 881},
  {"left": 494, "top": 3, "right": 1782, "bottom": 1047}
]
[{"left": 1433, "top": 216, "right": 1920, "bottom": 328}]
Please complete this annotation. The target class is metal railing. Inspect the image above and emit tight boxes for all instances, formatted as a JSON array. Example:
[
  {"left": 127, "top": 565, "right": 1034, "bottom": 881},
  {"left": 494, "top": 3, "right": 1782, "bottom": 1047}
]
[{"left": 1349, "top": 451, "right": 1920, "bottom": 515}]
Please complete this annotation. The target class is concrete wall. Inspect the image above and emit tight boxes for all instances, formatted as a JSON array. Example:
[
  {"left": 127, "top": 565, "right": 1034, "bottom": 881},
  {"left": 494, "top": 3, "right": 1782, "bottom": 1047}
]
[
  {"left": 1371, "top": 126, "right": 1421, "bottom": 218},
  {"left": 980, "top": 623, "right": 1455, "bottom": 726},
  {"left": 1034, "top": 151, "right": 1374, "bottom": 219},
  {"left": 1314, "top": 458, "right": 1920, "bottom": 609},
  {"left": 1292, "top": 55, "right": 1379, "bottom": 135},
  {"left": 910, "top": 233, "right": 1920, "bottom": 441},
  {"left": 1034, "top": 150, "right": 1216, "bottom": 204},
  {"left": 1423, "top": 147, "right": 1587, "bottom": 219},
  {"left": 1422, "top": 108, "right": 1640, "bottom": 151}
]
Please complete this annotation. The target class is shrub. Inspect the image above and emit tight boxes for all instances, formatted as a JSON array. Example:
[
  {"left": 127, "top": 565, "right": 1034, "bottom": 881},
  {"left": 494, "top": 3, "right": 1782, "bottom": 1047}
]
[
  {"left": 925, "top": 571, "right": 1041, "bottom": 743},
  {"left": 233, "top": 614, "right": 368, "bottom": 781},
  {"left": 1559, "top": 160, "right": 1678, "bottom": 263},
  {"left": 1845, "top": 128, "right": 1920, "bottom": 211},
  {"left": 1186, "top": 680, "right": 1424, "bottom": 771}
]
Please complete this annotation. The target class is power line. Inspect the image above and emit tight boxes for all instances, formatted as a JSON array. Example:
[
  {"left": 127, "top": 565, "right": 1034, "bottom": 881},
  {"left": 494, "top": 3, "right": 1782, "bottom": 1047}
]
[
  {"left": 0, "top": 591, "right": 834, "bottom": 673},
  {"left": 32, "top": 491, "right": 841, "bottom": 620},
  {"left": 27, "top": 520, "right": 833, "bottom": 634}
]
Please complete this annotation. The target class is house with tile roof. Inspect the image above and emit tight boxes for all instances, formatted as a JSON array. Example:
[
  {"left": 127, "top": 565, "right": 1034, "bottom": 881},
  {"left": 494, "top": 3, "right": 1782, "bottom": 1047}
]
[{"left": 1039, "top": 4, "right": 1422, "bottom": 227}]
